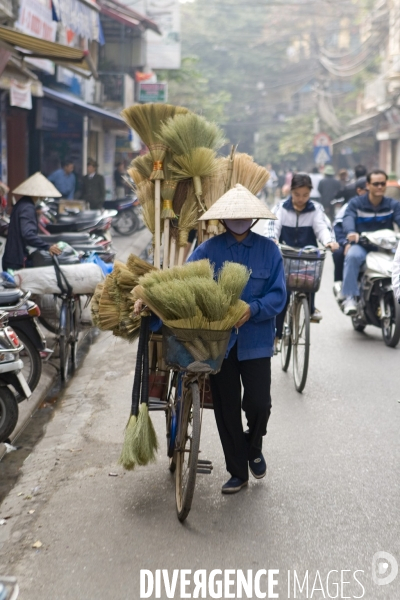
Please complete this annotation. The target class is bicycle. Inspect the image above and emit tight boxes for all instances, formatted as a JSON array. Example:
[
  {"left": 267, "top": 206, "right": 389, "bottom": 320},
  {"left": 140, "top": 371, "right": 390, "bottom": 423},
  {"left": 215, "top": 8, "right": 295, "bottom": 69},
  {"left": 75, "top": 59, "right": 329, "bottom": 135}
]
[
  {"left": 52, "top": 256, "right": 81, "bottom": 382},
  {"left": 149, "top": 325, "right": 230, "bottom": 522},
  {"left": 279, "top": 245, "right": 326, "bottom": 393}
]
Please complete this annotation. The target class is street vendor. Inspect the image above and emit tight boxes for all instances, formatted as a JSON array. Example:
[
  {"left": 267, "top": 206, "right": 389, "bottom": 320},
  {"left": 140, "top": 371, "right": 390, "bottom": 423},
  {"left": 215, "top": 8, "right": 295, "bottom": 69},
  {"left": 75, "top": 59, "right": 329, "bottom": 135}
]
[
  {"left": 2, "top": 172, "right": 62, "bottom": 272},
  {"left": 187, "top": 184, "right": 287, "bottom": 494}
]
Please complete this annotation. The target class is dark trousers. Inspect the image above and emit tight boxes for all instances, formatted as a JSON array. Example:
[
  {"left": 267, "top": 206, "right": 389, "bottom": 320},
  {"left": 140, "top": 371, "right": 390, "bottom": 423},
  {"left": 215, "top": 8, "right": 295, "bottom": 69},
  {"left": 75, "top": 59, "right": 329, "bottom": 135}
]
[
  {"left": 209, "top": 343, "right": 271, "bottom": 481},
  {"left": 332, "top": 246, "right": 345, "bottom": 282}
]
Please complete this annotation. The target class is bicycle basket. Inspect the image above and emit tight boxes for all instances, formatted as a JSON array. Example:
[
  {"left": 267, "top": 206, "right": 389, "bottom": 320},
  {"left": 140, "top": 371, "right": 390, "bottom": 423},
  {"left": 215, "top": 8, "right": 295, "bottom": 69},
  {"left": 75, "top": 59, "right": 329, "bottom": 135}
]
[
  {"left": 162, "top": 326, "right": 231, "bottom": 374},
  {"left": 281, "top": 247, "right": 326, "bottom": 293}
]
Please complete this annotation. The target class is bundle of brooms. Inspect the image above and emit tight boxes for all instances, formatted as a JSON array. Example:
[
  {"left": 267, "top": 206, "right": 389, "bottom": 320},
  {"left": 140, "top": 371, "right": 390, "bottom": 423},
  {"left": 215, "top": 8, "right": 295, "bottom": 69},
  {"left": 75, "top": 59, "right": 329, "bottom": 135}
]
[
  {"left": 91, "top": 255, "right": 155, "bottom": 341},
  {"left": 133, "top": 259, "right": 250, "bottom": 363}
]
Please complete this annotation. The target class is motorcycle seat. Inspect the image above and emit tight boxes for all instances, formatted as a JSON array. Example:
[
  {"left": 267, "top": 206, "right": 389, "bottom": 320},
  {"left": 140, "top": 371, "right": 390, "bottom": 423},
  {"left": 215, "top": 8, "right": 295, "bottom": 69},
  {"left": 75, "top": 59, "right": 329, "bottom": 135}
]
[
  {"left": 38, "top": 233, "right": 91, "bottom": 244},
  {"left": 0, "top": 289, "right": 24, "bottom": 305}
]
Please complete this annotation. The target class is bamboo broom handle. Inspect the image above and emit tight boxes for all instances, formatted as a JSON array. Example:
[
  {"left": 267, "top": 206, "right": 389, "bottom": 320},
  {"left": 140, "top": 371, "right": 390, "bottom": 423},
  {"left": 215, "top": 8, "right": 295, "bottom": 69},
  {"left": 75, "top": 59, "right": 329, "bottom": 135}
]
[
  {"left": 169, "top": 236, "right": 176, "bottom": 268},
  {"left": 163, "top": 218, "right": 170, "bottom": 270},
  {"left": 177, "top": 245, "right": 185, "bottom": 266},
  {"left": 154, "top": 180, "right": 161, "bottom": 269}
]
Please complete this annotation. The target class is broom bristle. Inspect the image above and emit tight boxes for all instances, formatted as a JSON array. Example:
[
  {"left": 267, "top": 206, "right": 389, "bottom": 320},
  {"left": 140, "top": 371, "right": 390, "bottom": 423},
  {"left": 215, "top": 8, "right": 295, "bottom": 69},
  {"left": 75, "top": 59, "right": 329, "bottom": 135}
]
[
  {"left": 231, "top": 153, "right": 270, "bottom": 195},
  {"left": 126, "top": 254, "right": 156, "bottom": 276},
  {"left": 173, "top": 179, "right": 191, "bottom": 215},
  {"left": 169, "top": 148, "right": 218, "bottom": 181},
  {"left": 118, "top": 415, "right": 138, "bottom": 470},
  {"left": 129, "top": 154, "right": 153, "bottom": 181},
  {"left": 158, "top": 113, "right": 225, "bottom": 155},
  {"left": 218, "top": 262, "right": 251, "bottom": 305},
  {"left": 131, "top": 404, "right": 158, "bottom": 466},
  {"left": 178, "top": 186, "right": 198, "bottom": 247}
]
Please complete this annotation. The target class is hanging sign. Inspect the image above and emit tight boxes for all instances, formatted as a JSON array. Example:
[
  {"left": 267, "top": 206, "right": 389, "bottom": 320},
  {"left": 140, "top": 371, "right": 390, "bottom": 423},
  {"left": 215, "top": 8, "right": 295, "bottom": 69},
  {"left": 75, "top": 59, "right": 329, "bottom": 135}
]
[{"left": 10, "top": 80, "right": 32, "bottom": 110}]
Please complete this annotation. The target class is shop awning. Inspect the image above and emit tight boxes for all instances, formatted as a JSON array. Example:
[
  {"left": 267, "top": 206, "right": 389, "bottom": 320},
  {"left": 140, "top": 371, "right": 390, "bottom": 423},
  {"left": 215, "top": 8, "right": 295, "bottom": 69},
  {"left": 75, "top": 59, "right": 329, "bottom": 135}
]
[
  {"left": 332, "top": 126, "right": 374, "bottom": 145},
  {"left": 0, "top": 26, "right": 97, "bottom": 77},
  {"left": 98, "top": 0, "right": 161, "bottom": 34},
  {"left": 43, "top": 86, "right": 126, "bottom": 127}
]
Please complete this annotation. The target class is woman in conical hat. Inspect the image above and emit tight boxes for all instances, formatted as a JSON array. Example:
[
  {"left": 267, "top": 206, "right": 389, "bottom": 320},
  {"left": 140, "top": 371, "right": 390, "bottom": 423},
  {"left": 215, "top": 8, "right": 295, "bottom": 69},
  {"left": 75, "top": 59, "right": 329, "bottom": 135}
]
[
  {"left": 187, "top": 184, "right": 287, "bottom": 494},
  {"left": 2, "top": 172, "right": 62, "bottom": 272}
]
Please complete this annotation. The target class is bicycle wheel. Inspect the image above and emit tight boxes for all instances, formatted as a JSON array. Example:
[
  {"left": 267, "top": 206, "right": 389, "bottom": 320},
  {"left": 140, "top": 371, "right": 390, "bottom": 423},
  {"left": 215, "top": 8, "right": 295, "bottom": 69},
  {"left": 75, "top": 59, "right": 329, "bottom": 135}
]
[
  {"left": 59, "top": 301, "right": 70, "bottom": 382},
  {"left": 166, "top": 372, "right": 179, "bottom": 473},
  {"left": 175, "top": 381, "right": 201, "bottom": 522},
  {"left": 281, "top": 305, "right": 292, "bottom": 372},
  {"left": 292, "top": 297, "right": 310, "bottom": 393}
]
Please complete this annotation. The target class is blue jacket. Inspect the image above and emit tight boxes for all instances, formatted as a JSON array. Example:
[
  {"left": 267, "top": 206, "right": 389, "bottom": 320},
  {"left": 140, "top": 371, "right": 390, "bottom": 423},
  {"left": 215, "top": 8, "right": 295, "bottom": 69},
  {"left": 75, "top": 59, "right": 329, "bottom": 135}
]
[
  {"left": 3, "top": 196, "right": 50, "bottom": 270},
  {"left": 265, "top": 197, "right": 334, "bottom": 248},
  {"left": 187, "top": 231, "right": 287, "bottom": 360},
  {"left": 343, "top": 193, "right": 400, "bottom": 235},
  {"left": 48, "top": 168, "right": 75, "bottom": 199}
]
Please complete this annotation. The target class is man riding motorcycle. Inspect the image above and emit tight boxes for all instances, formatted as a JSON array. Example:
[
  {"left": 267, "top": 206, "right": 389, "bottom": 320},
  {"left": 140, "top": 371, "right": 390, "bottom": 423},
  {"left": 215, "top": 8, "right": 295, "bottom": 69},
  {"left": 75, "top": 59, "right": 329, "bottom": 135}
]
[
  {"left": 332, "top": 176, "right": 367, "bottom": 283},
  {"left": 341, "top": 169, "right": 400, "bottom": 315}
]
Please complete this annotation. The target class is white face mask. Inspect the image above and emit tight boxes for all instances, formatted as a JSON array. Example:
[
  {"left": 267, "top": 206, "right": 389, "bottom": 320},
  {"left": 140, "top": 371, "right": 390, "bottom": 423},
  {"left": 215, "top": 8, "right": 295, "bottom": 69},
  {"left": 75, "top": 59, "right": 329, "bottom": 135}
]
[{"left": 224, "top": 219, "right": 254, "bottom": 234}]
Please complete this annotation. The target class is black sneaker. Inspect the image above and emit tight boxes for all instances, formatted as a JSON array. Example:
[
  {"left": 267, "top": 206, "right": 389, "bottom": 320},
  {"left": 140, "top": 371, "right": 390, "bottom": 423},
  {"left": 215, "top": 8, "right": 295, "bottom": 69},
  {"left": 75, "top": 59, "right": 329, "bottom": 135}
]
[
  {"left": 249, "top": 453, "right": 267, "bottom": 479},
  {"left": 221, "top": 477, "right": 248, "bottom": 494}
]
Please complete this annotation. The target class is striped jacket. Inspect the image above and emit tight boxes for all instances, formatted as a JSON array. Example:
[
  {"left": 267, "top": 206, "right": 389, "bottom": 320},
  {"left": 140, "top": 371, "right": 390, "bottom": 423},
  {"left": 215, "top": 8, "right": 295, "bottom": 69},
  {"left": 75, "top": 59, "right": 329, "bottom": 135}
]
[
  {"left": 264, "top": 197, "right": 335, "bottom": 247},
  {"left": 342, "top": 194, "right": 400, "bottom": 236}
]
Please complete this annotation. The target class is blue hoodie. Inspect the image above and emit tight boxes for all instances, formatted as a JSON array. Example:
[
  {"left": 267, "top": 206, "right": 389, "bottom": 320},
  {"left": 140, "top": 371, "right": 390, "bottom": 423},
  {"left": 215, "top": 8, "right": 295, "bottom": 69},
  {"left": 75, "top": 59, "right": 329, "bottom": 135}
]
[{"left": 343, "top": 193, "right": 400, "bottom": 235}]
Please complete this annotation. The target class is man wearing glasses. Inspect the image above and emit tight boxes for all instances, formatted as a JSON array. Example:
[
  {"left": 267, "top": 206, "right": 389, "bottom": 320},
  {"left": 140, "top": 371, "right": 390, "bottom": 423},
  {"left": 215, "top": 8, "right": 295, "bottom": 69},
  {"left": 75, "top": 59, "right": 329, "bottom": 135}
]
[{"left": 341, "top": 169, "right": 400, "bottom": 315}]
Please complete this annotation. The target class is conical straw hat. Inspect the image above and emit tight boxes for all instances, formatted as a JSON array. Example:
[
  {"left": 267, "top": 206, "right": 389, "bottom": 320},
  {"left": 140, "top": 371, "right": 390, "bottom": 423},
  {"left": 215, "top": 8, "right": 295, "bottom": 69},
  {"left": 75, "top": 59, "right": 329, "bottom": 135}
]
[
  {"left": 199, "top": 184, "right": 276, "bottom": 221},
  {"left": 13, "top": 172, "right": 62, "bottom": 198}
]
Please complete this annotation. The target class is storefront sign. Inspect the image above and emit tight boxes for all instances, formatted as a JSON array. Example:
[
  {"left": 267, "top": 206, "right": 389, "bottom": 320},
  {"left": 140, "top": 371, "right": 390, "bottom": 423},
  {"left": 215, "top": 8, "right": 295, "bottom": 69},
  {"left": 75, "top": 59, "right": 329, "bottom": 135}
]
[
  {"left": 17, "top": 0, "right": 57, "bottom": 74},
  {"left": 138, "top": 82, "right": 167, "bottom": 103},
  {"left": 146, "top": 0, "right": 181, "bottom": 70},
  {"left": 52, "top": 0, "right": 101, "bottom": 42},
  {"left": 10, "top": 80, "right": 32, "bottom": 110}
]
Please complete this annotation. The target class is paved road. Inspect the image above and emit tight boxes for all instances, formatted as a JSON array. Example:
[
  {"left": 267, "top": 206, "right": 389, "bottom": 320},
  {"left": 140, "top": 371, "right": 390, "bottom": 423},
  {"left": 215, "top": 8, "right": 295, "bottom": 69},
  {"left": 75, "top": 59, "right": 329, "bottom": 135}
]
[{"left": 0, "top": 232, "right": 399, "bottom": 600}]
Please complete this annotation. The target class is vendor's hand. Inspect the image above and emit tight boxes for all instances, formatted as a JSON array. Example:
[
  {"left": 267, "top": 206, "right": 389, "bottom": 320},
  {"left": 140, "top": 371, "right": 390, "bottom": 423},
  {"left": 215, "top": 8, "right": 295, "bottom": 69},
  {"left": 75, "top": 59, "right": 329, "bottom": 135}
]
[
  {"left": 234, "top": 306, "right": 251, "bottom": 329},
  {"left": 325, "top": 241, "right": 339, "bottom": 251},
  {"left": 133, "top": 299, "right": 144, "bottom": 316},
  {"left": 344, "top": 243, "right": 351, "bottom": 256},
  {"left": 49, "top": 244, "right": 62, "bottom": 256},
  {"left": 347, "top": 232, "right": 359, "bottom": 244}
]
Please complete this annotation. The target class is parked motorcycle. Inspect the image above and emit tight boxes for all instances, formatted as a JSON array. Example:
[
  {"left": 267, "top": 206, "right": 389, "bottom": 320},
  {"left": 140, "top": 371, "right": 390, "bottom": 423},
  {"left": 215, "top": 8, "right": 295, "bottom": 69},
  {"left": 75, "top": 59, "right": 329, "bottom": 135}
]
[
  {"left": 0, "top": 287, "right": 48, "bottom": 396},
  {"left": 38, "top": 200, "right": 117, "bottom": 241},
  {"left": 0, "top": 313, "right": 31, "bottom": 442},
  {"left": 333, "top": 229, "right": 400, "bottom": 347},
  {"left": 104, "top": 195, "right": 143, "bottom": 236}
]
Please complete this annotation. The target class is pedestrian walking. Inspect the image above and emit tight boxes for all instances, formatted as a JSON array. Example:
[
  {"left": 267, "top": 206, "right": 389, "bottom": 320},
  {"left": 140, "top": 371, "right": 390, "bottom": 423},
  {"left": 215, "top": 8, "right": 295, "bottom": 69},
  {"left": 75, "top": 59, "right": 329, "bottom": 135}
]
[
  {"left": 48, "top": 159, "right": 76, "bottom": 199},
  {"left": 81, "top": 159, "right": 106, "bottom": 210},
  {"left": 2, "top": 172, "right": 62, "bottom": 272},
  {"left": 340, "top": 164, "right": 367, "bottom": 203},
  {"left": 318, "top": 165, "right": 341, "bottom": 220},
  {"left": 114, "top": 162, "right": 127, "bottom": 199},
  {"left": 186, "top": 185, "right": 287, "bottom": 494}
]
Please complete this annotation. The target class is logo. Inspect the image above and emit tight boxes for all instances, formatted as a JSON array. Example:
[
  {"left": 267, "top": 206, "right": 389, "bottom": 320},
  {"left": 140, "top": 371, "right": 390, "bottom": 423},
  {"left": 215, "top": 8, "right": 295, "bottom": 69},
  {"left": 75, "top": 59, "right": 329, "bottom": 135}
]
[{"left": 372, "top": 552, "right": 398, "bottom": 586}]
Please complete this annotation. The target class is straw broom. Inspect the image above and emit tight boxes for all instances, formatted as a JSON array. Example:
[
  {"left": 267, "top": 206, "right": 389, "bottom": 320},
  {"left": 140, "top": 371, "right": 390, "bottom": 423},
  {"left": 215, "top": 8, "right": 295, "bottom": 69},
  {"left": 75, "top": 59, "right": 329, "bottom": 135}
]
[
  {"left": 202, "top": 157, "right": 228, "bottom": 237},
  {"left": 159, "top": 113, "right": 224, "bottom": 212},
  {"left": 230, "top": 153, "right": 270, "bottom": 195},
  {"left": 122, "top": 104, "right": 189, "bottom": 269},
  {"left": 160, "top": 151, "right": 178, "bottom": 270},
  {"left": 177, "top": 183, "right": 198, "bottom": 265},
  {"left": 128, "top": 153, "right": 153, "bottom": 185}
]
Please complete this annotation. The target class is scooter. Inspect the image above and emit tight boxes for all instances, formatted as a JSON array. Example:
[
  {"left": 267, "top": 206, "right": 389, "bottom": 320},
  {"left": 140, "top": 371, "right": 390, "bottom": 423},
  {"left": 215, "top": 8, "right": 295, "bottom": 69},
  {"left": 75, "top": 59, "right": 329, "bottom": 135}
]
[
  {"left": 0, "top": 287, "right": 48, "bottom": 396},
  {"left": 104, "top": 194, "right": 142, "bottom": 236},
  {"left": 0, "top": 313, "right": 31, "bottom": 442},
  {"left": 38, "top": 200, "right": 117, "bottom": 241},
  {"left": 333, "top": 229, "right": 400, "bottom": 347}
]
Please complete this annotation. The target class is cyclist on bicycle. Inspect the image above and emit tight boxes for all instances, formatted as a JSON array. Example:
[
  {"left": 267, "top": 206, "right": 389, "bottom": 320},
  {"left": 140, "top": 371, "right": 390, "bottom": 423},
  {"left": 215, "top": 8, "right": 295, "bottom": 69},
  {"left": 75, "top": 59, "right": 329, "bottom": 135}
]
[
  {"left": 264, "top": 173, "right": 338, "bottom": 350},
  {"left": 187, "top": 184, "right": 286, "bottom": 494}
]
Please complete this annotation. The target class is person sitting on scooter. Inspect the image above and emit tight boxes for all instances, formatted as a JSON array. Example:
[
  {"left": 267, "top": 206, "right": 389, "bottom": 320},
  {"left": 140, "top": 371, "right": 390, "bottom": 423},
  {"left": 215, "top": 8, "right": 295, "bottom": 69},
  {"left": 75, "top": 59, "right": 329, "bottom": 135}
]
[
  {"left": 341, "top": 169, "right": 400, "bottom": 316},
  {"left": 264, "top": 173, "right": 338, "bottom": 349},
  {"left": 332, "top": 176, "right": 367, "bottom": 283},
  {"left": 2, "top": 172, "right": 62, "bottom": 272}
]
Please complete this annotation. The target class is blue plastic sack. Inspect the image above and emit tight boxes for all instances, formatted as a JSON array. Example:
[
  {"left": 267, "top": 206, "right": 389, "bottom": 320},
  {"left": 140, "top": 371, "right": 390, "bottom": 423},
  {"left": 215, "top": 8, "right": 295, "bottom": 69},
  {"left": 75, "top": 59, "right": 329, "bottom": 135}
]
[{"left": 84, "top": 252, "right": 113, "bottom": 275}]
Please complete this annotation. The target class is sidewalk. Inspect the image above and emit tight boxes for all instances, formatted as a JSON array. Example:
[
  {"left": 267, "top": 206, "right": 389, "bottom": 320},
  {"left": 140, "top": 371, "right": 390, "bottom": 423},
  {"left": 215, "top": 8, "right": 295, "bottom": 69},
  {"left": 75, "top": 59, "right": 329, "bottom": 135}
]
[{"left": 0, "top": 228, "right": 152, "bottom": 461}]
